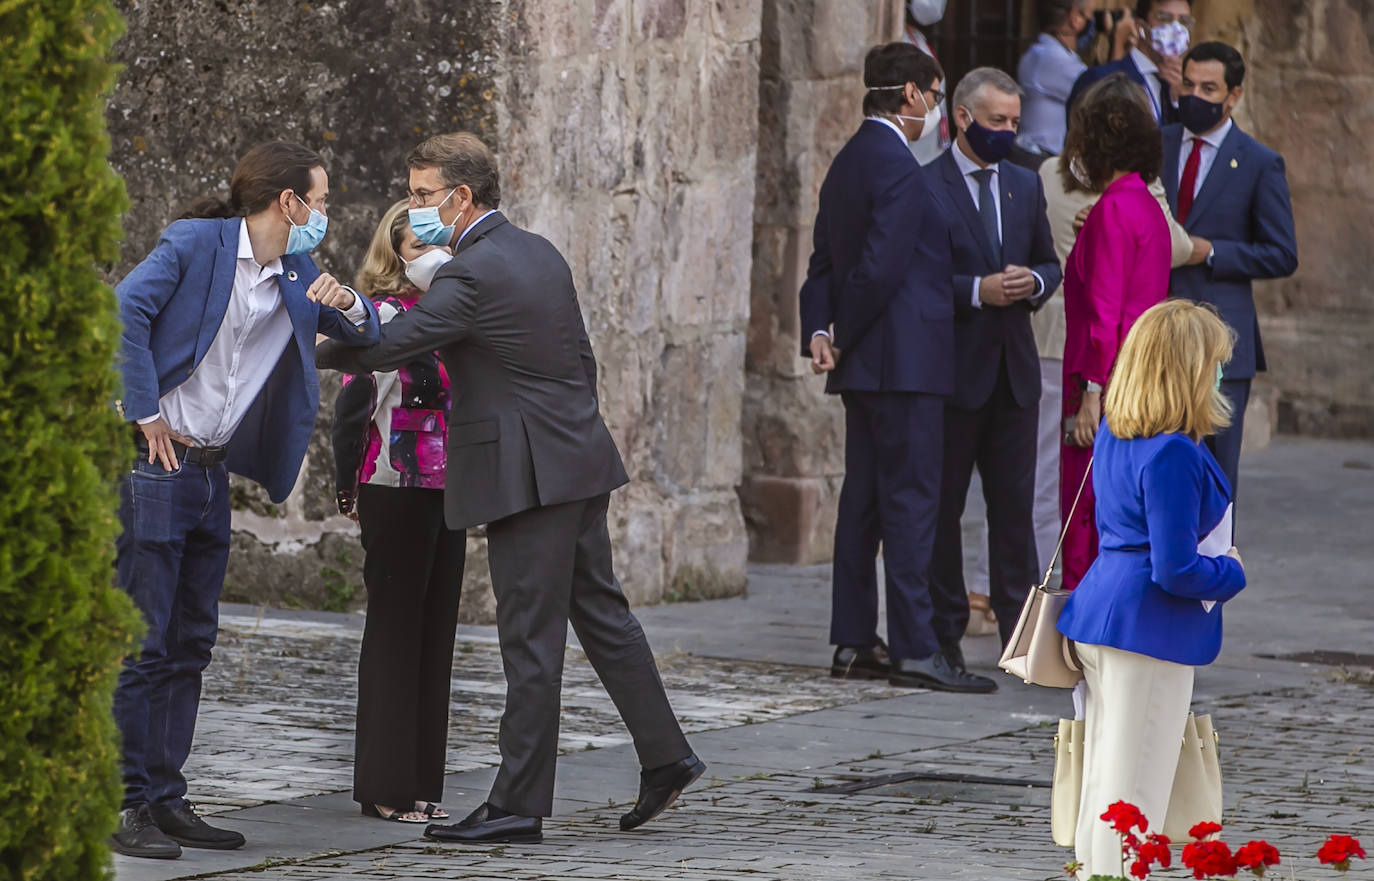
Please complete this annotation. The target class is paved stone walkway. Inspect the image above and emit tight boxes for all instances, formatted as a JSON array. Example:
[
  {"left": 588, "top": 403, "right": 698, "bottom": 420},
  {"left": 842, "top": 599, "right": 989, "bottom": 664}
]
[{"left": 113, "top": 439, "right": 1374, "bottom": 881}]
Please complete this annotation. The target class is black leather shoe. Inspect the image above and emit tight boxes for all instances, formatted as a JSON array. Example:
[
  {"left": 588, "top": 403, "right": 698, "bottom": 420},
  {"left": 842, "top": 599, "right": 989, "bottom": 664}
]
[
  {"left": 942, "top": 642, "right": 967, "bottom": 673},
  {"left": 150, "top": 800, "right": 246, "bottom": 850},
  {"left": 889, "top": 653, "right": 998, "bottom": 693},
  {"left": 830, "top": 642, "right": 890, "bottom": 679},
  {"left": 110, "top": 805, "right": 182, "bottom": 860},
  {"left": 424, "top": 803, "right": 543, "bottom": 844},
  {"left": 620, "top": 754, "right": 707, "bottom": 831}
]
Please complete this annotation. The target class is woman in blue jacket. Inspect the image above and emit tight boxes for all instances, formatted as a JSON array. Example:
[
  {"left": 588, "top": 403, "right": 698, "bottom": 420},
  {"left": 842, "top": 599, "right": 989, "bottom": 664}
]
[{"left": 1057, "top": 299, "right": 1246, "bottom": 877}]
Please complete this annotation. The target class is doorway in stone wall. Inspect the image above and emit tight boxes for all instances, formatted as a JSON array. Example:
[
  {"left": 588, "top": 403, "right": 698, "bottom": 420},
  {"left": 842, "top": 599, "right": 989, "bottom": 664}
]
[{"left": 922, "top": 0, "right": 1037, "bottom": 96}]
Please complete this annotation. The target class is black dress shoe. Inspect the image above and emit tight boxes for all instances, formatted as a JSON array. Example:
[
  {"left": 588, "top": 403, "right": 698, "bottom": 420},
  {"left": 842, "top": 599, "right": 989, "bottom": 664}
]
[
  {"left": 424, "top": 803, "right": 543, "bottom": 844},
  {"left": 150, "top": 800, "right": 246, "bottom": 850},
  {"left": 110, "top": 805, "right": 182, "bottom": 860},
  {"left": 830, "top": 642, "right": 891, "bottom": 679},
  {"left": 620, "top": 754, "right": 707, "bottom": 831},
  {"left": 942, "top": 642, "right": 967, "bottom": 673},
  {"left": 889, "top": 653, "right": 998, "bottom": 693}
]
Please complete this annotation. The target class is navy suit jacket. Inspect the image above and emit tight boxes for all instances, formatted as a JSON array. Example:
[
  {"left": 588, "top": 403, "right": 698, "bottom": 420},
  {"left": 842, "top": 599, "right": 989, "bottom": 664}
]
[
  {"left": 1161, "top": 123, "right": 1298, "bottom": 379},
  {"left": 117, "top": 217, "right": 382, "bottom": 502},
  {"left": 1058, "top": 429, "right": 1245, "bottom": 666},
  {"left": 798, "top": 120, "right": 955, "bottom": 395},
  {"left": 929, "top": 148, "right": 1062, "bottom": 410},
  {"left": 1066, "top": 54, "right": 1178, "bottom": 126}
]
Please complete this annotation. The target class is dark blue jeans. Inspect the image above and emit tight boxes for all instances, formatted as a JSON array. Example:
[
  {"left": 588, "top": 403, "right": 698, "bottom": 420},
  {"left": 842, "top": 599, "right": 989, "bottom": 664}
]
[{"left": 112, "top": 457, "right": 231, "bottom": 809}]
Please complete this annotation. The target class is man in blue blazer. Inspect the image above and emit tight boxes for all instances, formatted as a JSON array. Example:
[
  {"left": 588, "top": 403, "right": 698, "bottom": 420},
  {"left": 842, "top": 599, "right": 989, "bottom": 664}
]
[
  {"left": 799, "top": 43, "right": 990, "bottom": 694},
  {"left": 1067, "top": 0, "right": 1195, "bottom": 126},
  {"left": 111, "top": 142, "right": 380, "bottom": 859},
  {"left": 927, "top": 68, "right": 1062, "bottom": 667},
  {"left": 1162, "top": 42, "right": 1298, "bottom": 502}
]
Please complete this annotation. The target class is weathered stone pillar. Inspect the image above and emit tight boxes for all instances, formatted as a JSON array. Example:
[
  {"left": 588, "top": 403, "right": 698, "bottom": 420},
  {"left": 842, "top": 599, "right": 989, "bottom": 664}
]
[{"left": 741, "top": 0, "right": 902, "bottom": 563}]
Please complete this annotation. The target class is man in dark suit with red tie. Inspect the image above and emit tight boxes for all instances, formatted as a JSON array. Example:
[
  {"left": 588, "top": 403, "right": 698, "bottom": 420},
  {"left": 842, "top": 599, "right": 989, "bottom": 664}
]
[
  {"left": 926, "top": 68, "right": 1061, "bottom": 670},
  {"left": 1163, "top": 41, "right": 1298, "bottom": 503},
  {"left": 800, "top": 43, "right": 995, "bottom": 693}
]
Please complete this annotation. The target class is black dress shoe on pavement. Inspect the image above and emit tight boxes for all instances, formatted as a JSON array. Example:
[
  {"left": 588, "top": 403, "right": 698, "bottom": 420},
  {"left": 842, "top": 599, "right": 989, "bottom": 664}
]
[
  {"left": 424, "top": 803, "right": 543, "bottom": 844},
  {"left": 890, "top": 653, "right": 998, "bottom": 693},
  {"left": 620, "top": 754, "right": 707, "bottom": 831},
  {"left": 942, "top": 642, "right": 967, "bottom": 673},
  {"left": 110, "top": 805, "right": 182, "bottom": 860},
  {"left": 830, "top": 642, "right": 891, "bottom": 680},
  {"left": 150, "top": 800, "right": 246, "bottom": 850}
]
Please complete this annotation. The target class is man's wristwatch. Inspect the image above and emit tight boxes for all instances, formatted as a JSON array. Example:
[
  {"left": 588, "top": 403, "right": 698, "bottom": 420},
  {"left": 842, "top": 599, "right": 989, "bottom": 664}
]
[{"left": 1083, "top": 380, "right": 1103, "bottom": 394}]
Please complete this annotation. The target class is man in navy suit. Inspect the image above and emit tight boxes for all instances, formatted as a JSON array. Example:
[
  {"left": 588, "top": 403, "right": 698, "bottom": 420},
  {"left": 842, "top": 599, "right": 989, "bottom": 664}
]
[
  {"left": 800, "top": 43, "right": 991, "bottom": 693},
  {"left": 927, "top": 68, "right": 1062, "bottom": 666},
  {"left": 1068, "top": 0, "right": 1195, "bottom": 125},
  {"left": 1163, "top": 41, "right": 1298, "bottom": 501}
]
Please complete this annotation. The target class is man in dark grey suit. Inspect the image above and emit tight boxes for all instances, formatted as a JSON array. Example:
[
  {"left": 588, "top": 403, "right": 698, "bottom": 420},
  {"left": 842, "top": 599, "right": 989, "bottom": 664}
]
[{"left": 317, "top": 133, "right": 703, "bottom": 844}]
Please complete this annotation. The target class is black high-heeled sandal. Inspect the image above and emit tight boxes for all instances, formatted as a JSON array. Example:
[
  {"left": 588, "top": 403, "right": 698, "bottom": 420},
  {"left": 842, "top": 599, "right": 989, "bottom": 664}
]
[
  {"left": 361, "top": 803, "right": 428, "bottom": 824},
  {"left": 419, "top": 802, "right": 450, "bottom": 820}
]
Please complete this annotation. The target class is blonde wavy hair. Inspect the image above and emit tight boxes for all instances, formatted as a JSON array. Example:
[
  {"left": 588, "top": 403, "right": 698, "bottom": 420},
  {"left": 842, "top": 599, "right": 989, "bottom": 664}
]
[
  {"left": 1106, "top": 300, "right": 1236, "bottom": 442},
  {"left": 354, "top": 199, "right": 412, "bottom": 297}
]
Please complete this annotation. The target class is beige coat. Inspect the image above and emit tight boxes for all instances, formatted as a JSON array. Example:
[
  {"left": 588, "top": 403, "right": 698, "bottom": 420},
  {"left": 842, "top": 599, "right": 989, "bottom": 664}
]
[{"left": 1032, "top": 158, "right": 1193, "bottom": 360}]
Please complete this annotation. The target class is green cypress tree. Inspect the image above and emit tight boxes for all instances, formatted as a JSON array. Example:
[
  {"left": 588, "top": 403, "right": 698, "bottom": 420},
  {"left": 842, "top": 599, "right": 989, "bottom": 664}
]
[{"left": 0, "top": 1, "right": 142, "bottom": 878}]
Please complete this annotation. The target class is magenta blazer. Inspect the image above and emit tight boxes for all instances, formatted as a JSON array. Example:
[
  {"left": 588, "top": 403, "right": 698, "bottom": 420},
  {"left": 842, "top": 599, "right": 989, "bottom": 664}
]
[{"left": 1062, "top": 173, "right": 1172, "bottom": 387}]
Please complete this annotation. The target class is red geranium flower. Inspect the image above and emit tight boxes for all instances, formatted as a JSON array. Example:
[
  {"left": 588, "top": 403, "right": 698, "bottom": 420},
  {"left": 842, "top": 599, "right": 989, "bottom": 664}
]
[
  {"left": 1130, "top": 857, "right": 1152, "bottom": 879},
  {"left": 1190, "top": 821, "right": 1224, "bottom": 840},
  {"left": 1317, "top": 834, "right": 1367, "bottom": 872},
  {"left": 1139, "top": 834, "right": 1173, "bottom": 869},
  {"left": 1102, "top": 801, "right": 1150, "bottom": 834},
  {"left": 1183, "top": 839, "right": 1239, "bottom": 879},
  {"left": 1235, "top": 840, "right": 1281, "bottom": 877}
]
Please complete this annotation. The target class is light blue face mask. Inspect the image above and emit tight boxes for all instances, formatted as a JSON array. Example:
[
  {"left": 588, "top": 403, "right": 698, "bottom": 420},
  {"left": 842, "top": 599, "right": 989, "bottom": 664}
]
[
  {"left": 285, "top": 194, "right": 328, "bottom": 255},
  {"left": 408, "top": 187, "right": 459, "bottom": 246},
  {"left": 1216, "top": 363, "right": 1224, "bottom": 391}
]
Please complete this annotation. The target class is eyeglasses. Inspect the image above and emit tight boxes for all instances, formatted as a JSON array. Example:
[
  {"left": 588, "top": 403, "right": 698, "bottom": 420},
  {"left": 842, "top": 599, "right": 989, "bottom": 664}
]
[
  {"left": 928, "top": 88, "right": 947, "bottom": 105},
  {"left": 1152, "top": 11, "right": 1196, "bottom": 28}
]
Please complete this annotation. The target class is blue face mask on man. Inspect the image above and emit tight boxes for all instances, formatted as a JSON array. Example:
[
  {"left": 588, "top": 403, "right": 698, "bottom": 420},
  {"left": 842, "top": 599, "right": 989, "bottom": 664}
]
[
  {"left": 408, "top": 187, "right": 460, "bottom": 246},
  {"left": 284, "top": 194, "right": 328, "bottom": 255},
  {"left": 961, "top": 112, "right": 1016, "bottom": 164}
]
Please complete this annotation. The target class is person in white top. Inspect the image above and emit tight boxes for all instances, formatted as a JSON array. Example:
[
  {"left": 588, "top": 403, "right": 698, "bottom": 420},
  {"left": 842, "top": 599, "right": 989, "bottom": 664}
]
[
  {"left": 903, "top": 0, "right": 951, "bottom": 165},
  {"left": 111, "top": 142, "right": 380, "bottom": 859}
]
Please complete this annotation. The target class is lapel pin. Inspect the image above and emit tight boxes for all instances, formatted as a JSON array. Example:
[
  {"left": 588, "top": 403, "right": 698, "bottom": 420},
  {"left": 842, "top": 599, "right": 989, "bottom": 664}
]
[
  {"left": 287, "top": 270, "right": 298, "bottom": 282},
  {"left": 1229, "top": 159, "right": 1238, "bottom": 169}
]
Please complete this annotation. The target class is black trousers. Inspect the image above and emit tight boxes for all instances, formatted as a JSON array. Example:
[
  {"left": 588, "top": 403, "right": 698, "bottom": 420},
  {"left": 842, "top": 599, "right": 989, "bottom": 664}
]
[
  {"left": 484, "top": 493, "right": 691, "bottom": 817},
  {"left": 353, "top": 484, "right": 465, "bottom": 808},
  {"left": 1207, "top": 378, "right": 1250, "bottom": 509},
  {"left": 830, "top": 391, "right": 945, "bottom": 660},
  {"left": 930, "top": 358, "right": 1039, "bottom": 649}
]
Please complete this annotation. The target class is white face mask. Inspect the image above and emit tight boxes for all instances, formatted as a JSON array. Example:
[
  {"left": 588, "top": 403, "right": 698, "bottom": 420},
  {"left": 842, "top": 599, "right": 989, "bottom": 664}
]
[
  {"left": 908, "top": 0, "right": 946, "bottom": 26},
  {"left": 403, "top": 248, "right": 451, "bottom": 292},
  {"left": 895, "top": 90, "right": 942, "bottom": 142}
]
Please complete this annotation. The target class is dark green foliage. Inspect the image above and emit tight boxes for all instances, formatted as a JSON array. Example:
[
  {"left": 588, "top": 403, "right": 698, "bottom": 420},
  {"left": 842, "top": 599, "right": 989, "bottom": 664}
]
[{"left": 0, "top": 2, "right": 142, "bottom": 878}]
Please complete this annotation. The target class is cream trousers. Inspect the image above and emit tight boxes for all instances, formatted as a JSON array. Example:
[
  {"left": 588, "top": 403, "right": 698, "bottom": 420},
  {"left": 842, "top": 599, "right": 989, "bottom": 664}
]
[{"left": 1075, "top": 642, "right": 1195, "bottom": 878}]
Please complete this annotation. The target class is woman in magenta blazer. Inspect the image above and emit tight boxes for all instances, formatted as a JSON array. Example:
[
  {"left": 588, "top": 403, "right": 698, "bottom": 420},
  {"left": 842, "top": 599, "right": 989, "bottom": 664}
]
[{"left": 1059, "top": 74, "right": 1173, "bottom": 590}]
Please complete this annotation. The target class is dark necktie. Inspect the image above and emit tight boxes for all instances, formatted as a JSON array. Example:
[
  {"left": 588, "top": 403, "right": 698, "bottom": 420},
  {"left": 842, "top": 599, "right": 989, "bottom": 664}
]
[
  {"left": 1178, "top": 137, "right": 1204, "bottom": 222},
  {"left": 972, "top": 168, "right": 1001, "bottom": 265}
]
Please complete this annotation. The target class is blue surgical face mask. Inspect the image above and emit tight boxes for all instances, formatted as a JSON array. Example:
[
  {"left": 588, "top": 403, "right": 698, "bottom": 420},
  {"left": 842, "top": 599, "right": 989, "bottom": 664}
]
[
  {"left": 408, "top": 187, "right": 459, "bottom": 246},
  {"left": 1216, "top": 363, "right": 1224, "bottom": 390},
  {"left": 961, "top": 112, "right": 1016, "bottom": 164},
  {"left": 285, "top": 194, "right": 328, "bottom": 255}
]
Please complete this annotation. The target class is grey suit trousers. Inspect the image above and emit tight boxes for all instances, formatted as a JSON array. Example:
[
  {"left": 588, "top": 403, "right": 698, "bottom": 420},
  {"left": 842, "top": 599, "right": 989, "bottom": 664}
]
[{"left": 485, "top": 493, "right": 691, "bottom": 816}]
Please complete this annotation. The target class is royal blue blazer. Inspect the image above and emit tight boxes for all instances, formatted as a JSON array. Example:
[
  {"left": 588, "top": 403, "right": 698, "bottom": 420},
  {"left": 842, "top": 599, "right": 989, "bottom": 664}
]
[
  {"left": 117, "top": 217, "right": 381, "bottom": 502},
  {"left": 1057, "top": 428, "right": 1246, "bottom": 665}
]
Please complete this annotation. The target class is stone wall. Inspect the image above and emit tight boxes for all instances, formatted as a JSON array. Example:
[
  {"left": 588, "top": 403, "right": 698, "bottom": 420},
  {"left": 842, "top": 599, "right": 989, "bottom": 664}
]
[
  {"left": 740, "top": 0, "right": 900, "bottom": 563},
  {"left": 107, "top": 0, "right": 756, "bottom": 618}
]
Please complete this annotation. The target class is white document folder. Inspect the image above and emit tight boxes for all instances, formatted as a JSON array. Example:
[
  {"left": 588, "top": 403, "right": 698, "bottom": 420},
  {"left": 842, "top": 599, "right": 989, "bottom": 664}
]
[{"left": 1196, "top": 503, "right": 1234, "bottom": 613}]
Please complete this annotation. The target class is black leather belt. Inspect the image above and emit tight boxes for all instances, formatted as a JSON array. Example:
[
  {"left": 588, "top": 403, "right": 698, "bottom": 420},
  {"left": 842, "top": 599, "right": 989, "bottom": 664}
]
[{"left": 135, "top": 436, "right": 229, "bottom": 468}]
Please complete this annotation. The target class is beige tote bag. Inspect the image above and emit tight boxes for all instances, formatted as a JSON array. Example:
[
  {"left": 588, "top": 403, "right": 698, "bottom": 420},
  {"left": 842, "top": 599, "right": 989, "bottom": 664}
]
[{"left": 1050, "top": 712, "right": 1223, "bottom": 847}]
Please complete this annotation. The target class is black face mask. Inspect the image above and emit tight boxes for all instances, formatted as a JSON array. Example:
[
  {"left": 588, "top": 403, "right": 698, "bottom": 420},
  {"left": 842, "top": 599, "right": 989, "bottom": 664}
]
[{"left": 1177, "top": 94, "right": 1226, "bottom": 135}]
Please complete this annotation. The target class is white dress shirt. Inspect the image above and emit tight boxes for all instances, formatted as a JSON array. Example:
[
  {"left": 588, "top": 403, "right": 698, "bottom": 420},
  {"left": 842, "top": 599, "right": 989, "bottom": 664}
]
[
  {"left": 1130, "top": 48, "right": 1165, "bottom": 122},
  {"left": 952, "top": 141, "right": 1044, "bottom": 308},
  {"left": 144, "top": 219, "right": 368, "bottom": 447},
  {"left": 1177, "top": 117, "right": 1233, "bottom": 198}
]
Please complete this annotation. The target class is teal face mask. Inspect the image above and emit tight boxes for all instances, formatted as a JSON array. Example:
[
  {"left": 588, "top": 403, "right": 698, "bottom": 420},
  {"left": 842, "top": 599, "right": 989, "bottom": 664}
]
[
  {"left": 408, "top": 187, "right": 459, "bottom": 246},
  {"left": 285, "top": 194, "right": 328, "bottom": 255},
  {"left": 1215, "top": 363, "right": 1224, "bottom": 391}
]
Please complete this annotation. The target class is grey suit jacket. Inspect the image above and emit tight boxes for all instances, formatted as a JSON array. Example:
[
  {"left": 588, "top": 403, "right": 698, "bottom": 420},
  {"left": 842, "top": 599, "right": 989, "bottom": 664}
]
[{"left": 317, "top": 212, "right": 629, "bottom": 529}]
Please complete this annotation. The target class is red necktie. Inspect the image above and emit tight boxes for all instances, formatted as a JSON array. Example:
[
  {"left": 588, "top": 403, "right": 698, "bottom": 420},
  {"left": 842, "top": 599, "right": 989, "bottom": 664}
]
[{"left": 1177, "top": 137, "right": 1204, "bottom": 222}]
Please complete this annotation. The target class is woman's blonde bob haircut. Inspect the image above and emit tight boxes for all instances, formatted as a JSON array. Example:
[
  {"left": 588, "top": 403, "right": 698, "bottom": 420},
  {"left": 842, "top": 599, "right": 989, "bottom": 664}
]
[
  {"left": 1106, "top": 300, "right": 1236, "bottom": 442},
  {"left": 354, "top": 199, "right": 412, "bottom": 297}
]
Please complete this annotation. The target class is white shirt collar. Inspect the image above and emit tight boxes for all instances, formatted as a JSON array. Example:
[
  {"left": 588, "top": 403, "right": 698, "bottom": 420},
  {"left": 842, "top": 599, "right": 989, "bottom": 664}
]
[
  {"left": 865, "top": 116, "right": 910, "bottom": 148},
  {"left": 1191, "top": 116, "right": 1233, "bottom": 149},
  {"left": 1130, "top": 47, "right": 1158, "bottom": 76},
  {"left": 952, "top": 139, "right": 996, "bottom": 178},
  {"left": 236, "top": 218, "right": 282, "bottom": 277},
  {"left": 455, "top": 209, "right": 499, "bottom": 249}
]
